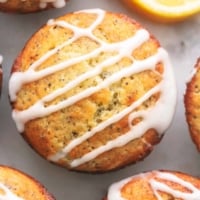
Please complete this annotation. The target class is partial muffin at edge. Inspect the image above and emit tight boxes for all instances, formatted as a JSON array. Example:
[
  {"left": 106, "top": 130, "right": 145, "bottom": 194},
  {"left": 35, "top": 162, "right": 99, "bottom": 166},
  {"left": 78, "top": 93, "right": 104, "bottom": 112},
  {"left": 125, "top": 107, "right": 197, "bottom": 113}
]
[
  {"left": 185, "top": 58, "right": 200, "bottom": 151},
  {"left": 9, "top": 9, "right": 176, "bottom": 172},
  {"left": 0, "top": 165, "right": 55, "bottom": 200},
  {"left": 0, "top": 0, "right": 67, "bottom": 13},
  {"left": 104, "top": 170, "right": 200, "bottom": 200},
  {"left": 0, "top": 55, "right": 2, "bottom": 95}
]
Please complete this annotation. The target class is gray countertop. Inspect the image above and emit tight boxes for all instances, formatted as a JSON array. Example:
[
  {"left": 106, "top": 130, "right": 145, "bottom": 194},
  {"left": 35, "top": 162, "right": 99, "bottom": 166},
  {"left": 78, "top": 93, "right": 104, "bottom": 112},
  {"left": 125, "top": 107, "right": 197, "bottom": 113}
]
[{"left": 0, "top": 0, "right": 200, "bottom": 199}]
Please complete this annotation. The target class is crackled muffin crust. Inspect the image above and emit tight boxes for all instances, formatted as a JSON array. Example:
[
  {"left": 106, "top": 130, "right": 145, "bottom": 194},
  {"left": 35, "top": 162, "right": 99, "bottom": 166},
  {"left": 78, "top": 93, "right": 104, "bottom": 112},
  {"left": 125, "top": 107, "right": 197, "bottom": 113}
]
[
  {"left": 104, "top": 170, "right": 200, "bottom": 200},
  {"left": 9, "top": 9, "right": 176, "bottom": 172},
  {"left": 0, "top": 165, "right": 54, "bottom": 200},
  {"left": 0, "top": 0, "right": 67, "bottom": 13},
  {"left": 185, "top": 58, "right": 200, "bottom": 151}
]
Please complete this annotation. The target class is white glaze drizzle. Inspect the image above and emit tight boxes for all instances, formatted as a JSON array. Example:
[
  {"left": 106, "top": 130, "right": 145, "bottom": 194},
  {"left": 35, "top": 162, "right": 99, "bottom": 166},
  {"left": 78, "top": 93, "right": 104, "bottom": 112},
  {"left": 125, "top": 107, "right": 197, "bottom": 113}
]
[
  {"left": 186, "top": 65, "right": 198, "bottom": 84},
  {"left": 9, "top": 9, "right": 176, "bottom": 168},
  {"left": 150, "top": 172, "right": 200, "bottom": 200},
  {"left": 0, "top": 183, "right": 23, "bottom": 200},
  {"left": 107, "top": 171, "right": 200, "bottom": 200},
  {"left": 39, "top": 0, "right": 66, "bottom": 9},
  {"left": 0, "top": 55, "right": 3, "bottom": 65},
  {"left": 49, "top": 79, "right": 161, "bottom": 163},
  {"left": 0, "top": 0, "right": 66, "bottom": 9},
  {"left": 107, "top": 175, "right": 134, "bottom": 200}
]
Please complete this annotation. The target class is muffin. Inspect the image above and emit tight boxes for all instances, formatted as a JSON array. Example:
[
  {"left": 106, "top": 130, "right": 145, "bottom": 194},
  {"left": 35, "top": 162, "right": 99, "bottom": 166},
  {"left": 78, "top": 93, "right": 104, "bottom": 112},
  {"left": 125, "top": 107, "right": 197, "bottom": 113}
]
[
  {"left": 0, "top": 165, "right": 54, "bottom": 200},
  {"left": 9, "top": 9, "right": 176, "bottom": 172},
  {"left": 0, "top": 0, "right": 67, "bottom": 13},
  {"left": 0, "top": 55, "right": 3, "bottom": 95},
  {"left": 104, "top": 170, "right": 200, "bottom": 200},
  {"left": 185, "top": 58, "right": 200, "bottom": 151}
]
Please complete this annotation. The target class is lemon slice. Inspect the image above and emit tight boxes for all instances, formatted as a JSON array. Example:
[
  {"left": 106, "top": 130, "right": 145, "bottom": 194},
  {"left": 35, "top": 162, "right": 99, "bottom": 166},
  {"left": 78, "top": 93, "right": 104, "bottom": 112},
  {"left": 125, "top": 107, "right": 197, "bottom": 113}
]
[{"left": 122, "top": 0, "right": 200, "bottom": 23}]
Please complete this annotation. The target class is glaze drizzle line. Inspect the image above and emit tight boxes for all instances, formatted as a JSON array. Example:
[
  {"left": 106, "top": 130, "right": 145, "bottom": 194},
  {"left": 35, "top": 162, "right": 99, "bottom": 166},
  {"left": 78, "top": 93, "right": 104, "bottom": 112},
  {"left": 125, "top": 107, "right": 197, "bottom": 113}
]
[
  {"left": 107, "top": 171, "right": 200, "bottom": 200},
  {"left": 9, "top": 9, "right": 176, "bottom": 168},
  {"left": 150, "top": 172, "right": 200, "bottom": 200},
  {"left": 0, "top": 55, "right": 3, "bottom": 65}
]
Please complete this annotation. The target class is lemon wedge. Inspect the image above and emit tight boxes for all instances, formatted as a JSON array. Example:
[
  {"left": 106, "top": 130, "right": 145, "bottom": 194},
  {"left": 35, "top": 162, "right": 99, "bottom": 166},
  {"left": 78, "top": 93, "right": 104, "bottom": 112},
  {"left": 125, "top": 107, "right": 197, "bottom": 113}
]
[{"left": 122, "top": 0, "right": 200, "bottom": 23}]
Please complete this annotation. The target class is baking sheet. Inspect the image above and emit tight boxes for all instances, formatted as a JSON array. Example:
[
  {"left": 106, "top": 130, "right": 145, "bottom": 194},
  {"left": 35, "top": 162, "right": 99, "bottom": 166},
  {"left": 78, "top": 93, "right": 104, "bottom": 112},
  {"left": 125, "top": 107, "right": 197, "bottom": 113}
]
[{"left": 0, "top": 0, "right": 200, "bottom": 199}]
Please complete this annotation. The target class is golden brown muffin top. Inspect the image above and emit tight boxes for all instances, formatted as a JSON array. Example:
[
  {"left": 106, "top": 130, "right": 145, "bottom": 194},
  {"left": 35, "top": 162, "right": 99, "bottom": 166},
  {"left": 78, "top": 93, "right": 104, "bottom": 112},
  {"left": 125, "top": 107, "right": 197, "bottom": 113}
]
[
  {"left": 0, "top": 165, "right": 54, "bottom": 200},
  {"left": 9, "top": 9, "right": 176, "bottom": 172},
  {"left": 105, "top": 170, "right": 200, "bottom": 200}
]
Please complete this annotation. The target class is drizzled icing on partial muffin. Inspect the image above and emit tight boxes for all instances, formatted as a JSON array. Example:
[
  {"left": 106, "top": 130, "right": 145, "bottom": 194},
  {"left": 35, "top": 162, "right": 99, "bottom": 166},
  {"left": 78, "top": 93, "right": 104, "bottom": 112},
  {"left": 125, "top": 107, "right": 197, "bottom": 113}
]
[
  {"left": 0, "top": 55, "right": 3, "bottom": 65},
  {"left": 107, "top": 171, "right": 200, "bottom": 200},
  {"left": 0, "top": 183, "right": 23, "bottom": 200},
  {"left": 39, "top": 0, "right": 66, "bottom": 9},
  {"left": 9, "top": 9, "right": 176, "bottom": 168},
  {"left": 0, "top": 0, "right": 66, "bottom": 9}
]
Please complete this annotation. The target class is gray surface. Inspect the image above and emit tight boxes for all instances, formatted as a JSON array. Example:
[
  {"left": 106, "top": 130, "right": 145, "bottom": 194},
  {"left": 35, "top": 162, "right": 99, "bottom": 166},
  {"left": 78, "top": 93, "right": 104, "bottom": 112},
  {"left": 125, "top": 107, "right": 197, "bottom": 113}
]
[{"left": 0, "top": 0, "right": 200, "bottom": 199}]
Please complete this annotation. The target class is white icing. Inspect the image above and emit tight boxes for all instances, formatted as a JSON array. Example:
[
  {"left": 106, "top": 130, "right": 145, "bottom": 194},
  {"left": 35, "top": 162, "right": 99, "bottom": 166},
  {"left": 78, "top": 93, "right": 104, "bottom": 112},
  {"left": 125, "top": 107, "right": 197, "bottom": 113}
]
[
  {"left": 9, "top": 9, "right": 176, "bottom": 168},
  {"left": 70, "top": 49, "right": 176, "bottom": 168},
  {"left": 107, "top": 176, "right": 134, "bottom": 200},
  {"left": 150, "top": 172, "right": 200, "bottom": 200},
  {"left": 9, "top": 29, "right": 150, "bottom": 132},
  {"left": 107, "top": 171, "right": 200, "bottom": 200},
  {"left": 0, "top": 55, "right": 3, "bottom": 65},
  {"left": 39, "top": 0, "right": 66, "bottom": 9},
  {"left": 0, "top": 0, "right": 66, "bottom": 9},
  {"left": 186, "top": 66, "right": 197, "bottom": 84},
  {"left": 0, "top": 183, "right": 23, "bottom": 200}
]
